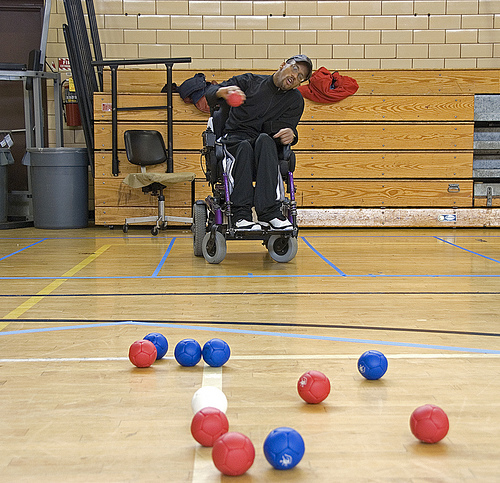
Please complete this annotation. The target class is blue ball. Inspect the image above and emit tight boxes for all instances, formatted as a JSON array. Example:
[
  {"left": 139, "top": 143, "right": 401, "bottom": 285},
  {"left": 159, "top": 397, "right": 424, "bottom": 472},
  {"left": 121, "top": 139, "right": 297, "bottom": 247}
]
[
  {"left": 202, "top": 338, "right": 231, "bottom": 367},
  {"left": 143, "top": 332, "right": 168, "bottom": 360},
  {"left": 357, "top": 350, "right": 388, "bottom": 380},
  {"left": 174, "top": 338, "right": 202, "bottom": 367},
  {"left": 263, "top": 427, "right": 305, "bottom": 470}
]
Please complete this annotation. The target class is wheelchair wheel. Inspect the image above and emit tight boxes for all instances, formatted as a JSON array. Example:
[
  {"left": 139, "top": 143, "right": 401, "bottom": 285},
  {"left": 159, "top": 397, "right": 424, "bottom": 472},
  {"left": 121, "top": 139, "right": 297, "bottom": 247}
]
[
  {"left": 192, "top": 203, "right": 207, "bottom": 257},
  {"left": 268, "top": 235, "right": 298, "bottom": 263},
  {"left": 202, "top": 231, "right": 227, "bottom": 264}
]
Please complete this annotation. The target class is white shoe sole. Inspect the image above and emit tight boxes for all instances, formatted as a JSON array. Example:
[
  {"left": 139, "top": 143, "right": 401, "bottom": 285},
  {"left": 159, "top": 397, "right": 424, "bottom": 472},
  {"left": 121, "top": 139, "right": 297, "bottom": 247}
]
[
  {"left": 259, "top": 220, "right": 293, "bottom": 230},
  {"left": 235, "top": 223, "right": 261, "bottom": 231}
]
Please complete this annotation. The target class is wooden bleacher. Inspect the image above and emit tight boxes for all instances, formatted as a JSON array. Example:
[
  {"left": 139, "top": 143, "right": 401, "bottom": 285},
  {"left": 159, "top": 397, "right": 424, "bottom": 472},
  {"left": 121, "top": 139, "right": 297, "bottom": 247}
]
[{"left": 93, "top": 68, "right": 500, "bottom": 228}]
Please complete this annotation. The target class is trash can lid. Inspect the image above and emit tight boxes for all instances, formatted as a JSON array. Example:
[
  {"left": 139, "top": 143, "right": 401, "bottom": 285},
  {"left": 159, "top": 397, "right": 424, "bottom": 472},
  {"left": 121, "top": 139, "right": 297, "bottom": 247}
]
[{"left": 23, "top": 147, "right": 88, "bottom": 167}]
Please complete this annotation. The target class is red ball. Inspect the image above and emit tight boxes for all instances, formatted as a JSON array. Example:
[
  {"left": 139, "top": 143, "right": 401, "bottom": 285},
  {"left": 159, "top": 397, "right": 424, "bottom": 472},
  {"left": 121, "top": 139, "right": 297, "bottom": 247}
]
[
  {"left": 227, "top": 91, "right": 243, "bottom": 107},
  {"left": 191, "top": 407, "right": 229, "bottom": 447},
  {"left": 297, "top": 370, "right": 331, "bottom": 404},
  {"left": 128, "top": 340, "right": 157, "bottom": 368},
  {"left": 410, "top": 404, "right": 449, "bottom": 443},
  {"left": 212, "top": 432, "right": 255, "bottom": 476}
]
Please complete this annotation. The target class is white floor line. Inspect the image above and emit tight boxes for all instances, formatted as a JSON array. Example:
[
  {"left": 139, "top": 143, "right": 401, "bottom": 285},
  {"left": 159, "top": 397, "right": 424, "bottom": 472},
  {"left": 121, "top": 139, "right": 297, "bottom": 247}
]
[
  {"left": 0, "top": 357, "right": 130, "bottom": 362},
  {"left": 232, "top": 353, "right": 500, "bottom": 360},
  {"left": 191, "top": 364, "right": 223, "bottom": 483},
  {"left": 1, "top": 353, "right": 499, "bottom": 364}
]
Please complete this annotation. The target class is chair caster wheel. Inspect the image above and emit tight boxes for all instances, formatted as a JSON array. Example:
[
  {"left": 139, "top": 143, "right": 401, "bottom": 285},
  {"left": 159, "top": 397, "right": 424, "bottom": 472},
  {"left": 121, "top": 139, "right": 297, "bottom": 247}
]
[
  {"left": 123, "top": 224, "right": 129, "bottom": 233},
  {"left": 268, "top": 235, "right": 298, "bottom": 263},
  {"left": 151, "top": 226, "right": 159, "bottom": 236},
  {"left": 202, "top": 231, "right": 226, "bottom": 264}
]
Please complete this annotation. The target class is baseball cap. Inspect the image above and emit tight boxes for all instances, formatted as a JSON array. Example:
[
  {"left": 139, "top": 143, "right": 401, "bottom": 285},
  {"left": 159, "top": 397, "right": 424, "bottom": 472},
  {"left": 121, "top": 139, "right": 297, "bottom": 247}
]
[{"left": 286, "top": 54, "right": 313, "bottom": 81}]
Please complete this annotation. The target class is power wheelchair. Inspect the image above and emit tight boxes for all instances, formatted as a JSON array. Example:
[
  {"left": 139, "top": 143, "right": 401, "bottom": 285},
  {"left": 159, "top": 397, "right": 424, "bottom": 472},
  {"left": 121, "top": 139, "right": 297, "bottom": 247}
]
[{"left": 192, "top": 103, "right": 299, "bottom": 264}]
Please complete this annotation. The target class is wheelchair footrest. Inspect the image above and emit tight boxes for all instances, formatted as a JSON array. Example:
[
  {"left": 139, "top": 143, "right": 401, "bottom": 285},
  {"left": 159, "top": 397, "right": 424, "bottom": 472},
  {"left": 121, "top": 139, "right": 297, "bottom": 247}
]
[{"left": 226, "top": 227, "right": 298, "bottom": 240}]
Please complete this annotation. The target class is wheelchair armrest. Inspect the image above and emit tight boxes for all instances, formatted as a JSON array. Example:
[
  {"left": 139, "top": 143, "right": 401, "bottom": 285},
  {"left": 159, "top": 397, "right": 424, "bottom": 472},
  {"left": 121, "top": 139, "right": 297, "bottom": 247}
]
[
  {"left": 202, "top": 124, "right": 224, "bottom": 185},
  {"left": 278, "top": 144, "right": 296, "bottom": 175}
]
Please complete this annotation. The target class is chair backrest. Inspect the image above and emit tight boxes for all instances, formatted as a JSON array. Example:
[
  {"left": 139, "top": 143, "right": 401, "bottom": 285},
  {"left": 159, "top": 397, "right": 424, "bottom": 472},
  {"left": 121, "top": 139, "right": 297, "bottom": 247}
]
[{"left": 124, "top": 130, "right": 167, "bottom": 166}]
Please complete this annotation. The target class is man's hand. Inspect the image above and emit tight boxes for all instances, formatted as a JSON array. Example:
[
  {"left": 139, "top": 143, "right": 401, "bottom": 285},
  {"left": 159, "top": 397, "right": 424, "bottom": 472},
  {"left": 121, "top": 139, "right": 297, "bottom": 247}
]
[
  {"left": 273, "top": 128, "right": 295, "bottom": 145},
  {"left": 216, "top": 86, "right": 246, "bottom": 103}
]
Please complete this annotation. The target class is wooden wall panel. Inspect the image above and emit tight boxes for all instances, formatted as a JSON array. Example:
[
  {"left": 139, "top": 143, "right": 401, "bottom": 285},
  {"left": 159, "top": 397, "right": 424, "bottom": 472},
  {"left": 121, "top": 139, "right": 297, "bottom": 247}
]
[
  {"left": 94, "top": 151, "right": 203, "bottom": 178},
  {"left": 94, "top": 123, "right": 204, "bottom": 150},
  {"left": 94, "top": 93, "right": 474, "bottom": 123},
  {"left": 93, "top": 94, "right": 209, "bottom": 122},
  {"left": 295, "top": 123, "right": 474, "bottom": 151},
  {"left": 94, "top": 68, "right": 496, "bottom": 226},
  {"left": 473, "top": 198, "right": 500, "bottom": 207},
  {"left": 293, "top": 151, "right": 472, "bottom": 179},
  {"left": 94, "top": 179, "right": 193, "bottom": 207},
  {"left": 296, "top": 180, "right": 473, "bottom": 207},
  {"left": 94, "top": 122, "right": 474, "bottom": 151},
  {"left": 302, "top": 95, "right": 474, "bottom": 122},
  {"left": 103, "top": 69, "right": 500, "bottom": 95}
]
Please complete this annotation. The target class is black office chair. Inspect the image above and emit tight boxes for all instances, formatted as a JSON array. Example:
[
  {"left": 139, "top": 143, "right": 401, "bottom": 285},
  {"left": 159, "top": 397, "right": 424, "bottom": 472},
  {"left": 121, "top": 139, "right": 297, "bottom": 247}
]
[{"left": 122, "top": 130, "right": 195, "bottom": 235}]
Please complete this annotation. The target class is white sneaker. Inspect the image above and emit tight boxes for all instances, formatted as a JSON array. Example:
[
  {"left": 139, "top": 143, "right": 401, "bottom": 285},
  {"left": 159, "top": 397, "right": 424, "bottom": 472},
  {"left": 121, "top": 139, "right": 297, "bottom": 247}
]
[
  {"left": 261, "top": 217, "right": 293, "bottom": 230},
  {"left": 235, "top": 219, "right": 261, "bottom": 231}
]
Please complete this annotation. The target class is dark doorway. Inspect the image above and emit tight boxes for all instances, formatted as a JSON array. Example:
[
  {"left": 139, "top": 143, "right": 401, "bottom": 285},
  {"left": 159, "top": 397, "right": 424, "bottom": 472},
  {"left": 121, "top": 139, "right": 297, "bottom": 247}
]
[{"left": 0, "top": 0, "right": 45, "bottom": 192}]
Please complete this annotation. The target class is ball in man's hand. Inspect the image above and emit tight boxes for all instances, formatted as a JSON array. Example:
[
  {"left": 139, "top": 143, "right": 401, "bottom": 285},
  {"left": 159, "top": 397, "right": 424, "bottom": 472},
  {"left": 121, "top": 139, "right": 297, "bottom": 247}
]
[{"left": 227, "top": 91, "right": 243, "bottom": 107}]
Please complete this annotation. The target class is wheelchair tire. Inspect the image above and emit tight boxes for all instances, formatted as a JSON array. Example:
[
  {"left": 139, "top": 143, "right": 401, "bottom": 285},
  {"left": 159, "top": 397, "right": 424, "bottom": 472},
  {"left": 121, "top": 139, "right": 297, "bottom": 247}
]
[
  {"left": 268, "top": 235, "right": 298, "bottom": 263},
  {"left": 202, "top": 231, "right": 227, "bottom": 264},
  {"left": 192, "top": 203, "right": 207, "bottom": 257}
]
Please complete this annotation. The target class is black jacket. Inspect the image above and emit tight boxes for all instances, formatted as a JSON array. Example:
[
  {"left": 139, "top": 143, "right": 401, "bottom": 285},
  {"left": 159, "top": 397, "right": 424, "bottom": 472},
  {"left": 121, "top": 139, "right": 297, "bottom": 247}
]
[{"left": 205, "top": 73, "right": 304, "bottom": 145}]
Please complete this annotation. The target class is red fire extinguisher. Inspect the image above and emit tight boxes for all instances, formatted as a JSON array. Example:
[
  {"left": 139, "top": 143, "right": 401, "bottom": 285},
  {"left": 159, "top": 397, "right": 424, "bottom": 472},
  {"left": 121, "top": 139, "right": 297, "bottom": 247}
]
[{"left": 62, "top": 77, "right": 81, "bottom": 127}]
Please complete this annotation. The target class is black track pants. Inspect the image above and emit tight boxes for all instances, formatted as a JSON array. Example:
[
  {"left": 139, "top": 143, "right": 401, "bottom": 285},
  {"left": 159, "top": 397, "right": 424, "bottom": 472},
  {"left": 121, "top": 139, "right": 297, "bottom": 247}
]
[{"left": 225, "top": 133, "right": 282, "bottom": 222}]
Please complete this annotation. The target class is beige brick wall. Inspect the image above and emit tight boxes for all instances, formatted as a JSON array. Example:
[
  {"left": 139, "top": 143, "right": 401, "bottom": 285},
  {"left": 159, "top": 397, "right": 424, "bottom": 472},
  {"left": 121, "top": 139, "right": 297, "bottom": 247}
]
[
  {"left": 46, "top": 0, "right": 499, "bottom": 146},
  {"left": 48, "top": 0, "right": 500, "bottom": 70}
]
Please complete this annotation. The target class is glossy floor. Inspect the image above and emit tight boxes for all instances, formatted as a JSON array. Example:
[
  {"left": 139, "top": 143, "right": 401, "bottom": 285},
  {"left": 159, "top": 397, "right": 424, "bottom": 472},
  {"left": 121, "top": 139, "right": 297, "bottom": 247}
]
[{"left": 1, "top": 226, "right": 499, "bottom": 482}]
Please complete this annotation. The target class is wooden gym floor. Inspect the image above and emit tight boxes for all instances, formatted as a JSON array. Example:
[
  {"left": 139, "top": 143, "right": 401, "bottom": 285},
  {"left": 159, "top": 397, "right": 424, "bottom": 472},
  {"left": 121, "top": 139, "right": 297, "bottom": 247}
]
[{"left": 0, "top": 226, "right": 499, "bottom": 482}]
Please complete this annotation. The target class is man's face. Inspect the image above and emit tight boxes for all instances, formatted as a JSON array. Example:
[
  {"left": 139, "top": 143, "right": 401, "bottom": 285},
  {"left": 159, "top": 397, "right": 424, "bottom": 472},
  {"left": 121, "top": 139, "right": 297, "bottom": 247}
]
[{"left": 274, "top": 61, "right": 309, "bottom": 90}]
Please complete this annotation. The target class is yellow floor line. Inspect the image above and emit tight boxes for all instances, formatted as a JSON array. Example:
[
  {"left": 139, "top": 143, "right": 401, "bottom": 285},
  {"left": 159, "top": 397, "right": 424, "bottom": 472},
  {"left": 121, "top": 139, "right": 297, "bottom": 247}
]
[{"left": 1, "top": 244, "right": 112, "bottom": 329}]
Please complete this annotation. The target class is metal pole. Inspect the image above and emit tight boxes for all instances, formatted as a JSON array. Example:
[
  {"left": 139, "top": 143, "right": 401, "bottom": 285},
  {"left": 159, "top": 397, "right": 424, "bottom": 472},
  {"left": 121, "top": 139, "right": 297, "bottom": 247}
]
[
  {"left": 111, "top": 65, "right": 119, "bottom": 176},
  {"left": 53, "top": 73, "right": 64, "bottom": 147},
  {"left": 85, "top": 0, "right": 103, "bottom": 91},
  {"left": 33, "top": 75, "right": 44, "bottom": 147},
  {"left": 166, "top": 63, "right": 173, "bottom": 173},
  {"left": 23, "top": 78, "right": 33, "bottom": 149},
  {"left": 39, "top": 0, "right": 52, "bottom": 71}
]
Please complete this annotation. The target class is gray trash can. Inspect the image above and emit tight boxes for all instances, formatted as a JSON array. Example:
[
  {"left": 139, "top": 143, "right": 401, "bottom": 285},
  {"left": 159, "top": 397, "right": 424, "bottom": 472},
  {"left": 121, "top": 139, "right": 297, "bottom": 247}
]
[
  {"left": 24, "top": 147, "right": 88, "bottom": 229},
  {"left": 0, "top": 148, "right": 15, "bottom": 223}
]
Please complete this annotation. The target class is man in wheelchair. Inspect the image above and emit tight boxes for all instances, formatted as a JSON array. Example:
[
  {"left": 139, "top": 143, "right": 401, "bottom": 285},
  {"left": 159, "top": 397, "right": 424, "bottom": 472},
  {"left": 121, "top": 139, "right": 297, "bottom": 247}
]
[{"left": 204, "top": 55, "right": 313, "bottom": 231}]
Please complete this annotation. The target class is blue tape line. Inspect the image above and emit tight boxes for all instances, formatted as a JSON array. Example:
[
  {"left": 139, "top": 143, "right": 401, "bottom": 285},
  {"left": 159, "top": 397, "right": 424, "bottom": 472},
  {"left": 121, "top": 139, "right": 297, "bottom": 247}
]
[
  {"left": 1, "top": 320, "right": 499, "bottom": 354},
  {"left": 434, "top": 236, "right": 500, "bottom": 264},
  {"left": 0, "top": 322, "right": 125, "bottom": 335},
  {"left": 152, "top": 238, "right": 176, "bottom": 277},
  {"left": 301, "top": 236, "right": 347, "bottom": 276},
  {"left": 0, "top": 238, "right": 47, "bottom": 262},
  {"left": 0, "top": 236, "right": 192, "bottom": 241}
]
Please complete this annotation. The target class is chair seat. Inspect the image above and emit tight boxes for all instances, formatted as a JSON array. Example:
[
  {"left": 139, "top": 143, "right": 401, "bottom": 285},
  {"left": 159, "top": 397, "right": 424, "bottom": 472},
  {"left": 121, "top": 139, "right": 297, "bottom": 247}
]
[{"left": 123, "top": 172, "right": 195, "bottom": 189}]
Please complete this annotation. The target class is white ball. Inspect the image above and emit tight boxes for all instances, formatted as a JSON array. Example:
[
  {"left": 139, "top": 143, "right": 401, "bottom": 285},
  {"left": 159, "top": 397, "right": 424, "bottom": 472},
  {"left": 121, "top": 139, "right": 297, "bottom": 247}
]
[{"left": 191, "top": 386, "right": 228, "bottom": 414}]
